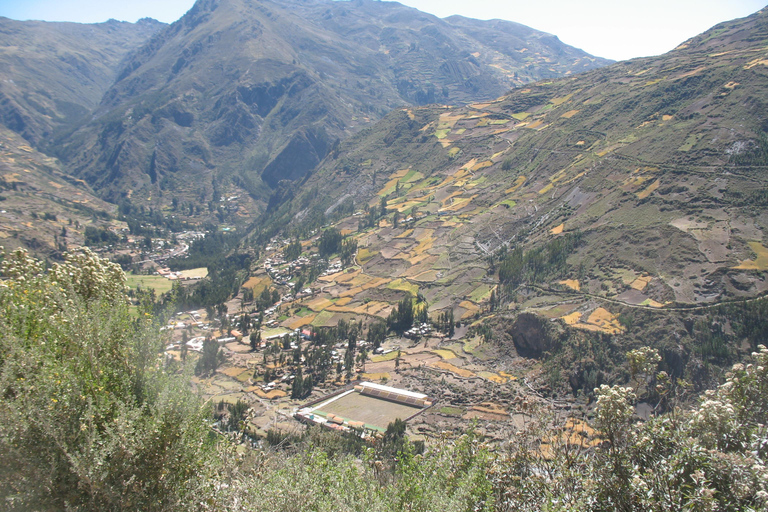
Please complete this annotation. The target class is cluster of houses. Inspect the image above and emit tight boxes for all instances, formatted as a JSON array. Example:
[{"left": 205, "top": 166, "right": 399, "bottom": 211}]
[
  {"left": 321, "top": 260, "right": 343, "bottom": 277},
  {"left": 404, "top": 322, "right": 433, "bottom": 339}
]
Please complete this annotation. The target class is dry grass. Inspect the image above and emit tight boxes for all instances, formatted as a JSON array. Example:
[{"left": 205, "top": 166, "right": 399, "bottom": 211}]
[
  {"left": 550, "top": 223, "right": 564, "bottom": 235},
  {"left": 432, "top": 349, "right": 458, "bottom": 360},
  {"left": 505, "top": 175, "right": 527, "bottom": 194},
  {"left": 570, "top": 307, "right": 625, "bottom": 334},
  {"left": 242, "top": 275, "right": 271, "bottom": 294},
  {"left": 636, "top": 179, "right": 660, "bottom": 199},
  {"left": 630, "top": 275, "right": 653, "bottom": 291},
  {"left": 284, "top": 315, "right": 316, "bottom": 330},
  {"left": 431, "top": 361, "right": 476, "bottom": 378},
  {"left": 733, "top": 241, "right": 768, "bottom": 270},
  {"left": 178, "top": 267, "right": 209, "bottom": 279},
  {"left": 306, "top": 297, "right": 335, "bottom": 312},
  {"left": 559, "top": 279, "right": 580, "bottom": 291}
]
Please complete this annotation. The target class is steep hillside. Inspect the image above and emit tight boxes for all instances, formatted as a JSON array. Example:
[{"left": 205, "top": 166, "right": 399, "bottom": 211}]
[
  {"left": 0, "top": 126, "right": 118, "bottom": 255},
  {"left": 0, "top": 17, "right": 164, "bottom": 145},
  {"left": 283, "top": 6, "right": 768, "bottom": 310},
  {"left": 52, "top": 0, "right": 609, "bottom": 207}
]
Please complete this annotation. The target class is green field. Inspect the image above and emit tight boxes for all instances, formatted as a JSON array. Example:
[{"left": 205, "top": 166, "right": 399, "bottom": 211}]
[{"left": 125, "top": 274, "right": 173, "bottom": 295}]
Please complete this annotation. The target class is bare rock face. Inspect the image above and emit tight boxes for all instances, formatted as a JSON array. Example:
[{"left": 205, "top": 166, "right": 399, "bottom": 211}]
[{"left": 508, "top": 313, "right": 557, "bottom": 359}]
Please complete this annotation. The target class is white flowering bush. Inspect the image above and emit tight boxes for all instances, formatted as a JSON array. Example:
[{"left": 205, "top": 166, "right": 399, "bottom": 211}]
[
  {"left": 0, "top": 247, "right": 213, "bottom": 510},
  {"left": 594, "top": 384, "right": 636, "bottom": 444}
]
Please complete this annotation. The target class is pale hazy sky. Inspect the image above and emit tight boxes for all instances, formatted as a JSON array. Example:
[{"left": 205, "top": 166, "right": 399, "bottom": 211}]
[{"left": 0, "top": 0, "right": 765, "bottom": 61}]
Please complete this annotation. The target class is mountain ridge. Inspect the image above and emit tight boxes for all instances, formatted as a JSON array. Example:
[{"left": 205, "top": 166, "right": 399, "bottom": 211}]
[
  {"left": 47, "top": 0, "right": 611, "bottom": 206},
  {"left": 0, "top": 16, "right": 165, "bottom": 145}
]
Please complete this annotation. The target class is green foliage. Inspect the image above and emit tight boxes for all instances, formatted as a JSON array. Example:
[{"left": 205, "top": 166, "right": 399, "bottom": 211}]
[
  {"left": 387, "top": 296, "right": 414, "bottom": 333},
  {"left": 83, "top": 225, "right": 120, "bottom": 247},
  {"left": 3, "top": 248, "right": 768, "bottom": 511},
  {"left": 340, "top": 237, "right": 358, "bottom": 267},
  {"left": 318, "top": 227, "right": 343, "bottom": 257},
  {"left": 368, "top": 320, "right": 387, "bottom": 350},
  {"left": 498, "top": 232, "right": 582, "bottom": 287},
  {"left": 283, "top": 239, "right": 302, "bottom": 261},
  {"left": 195, "top": 337, "right": 223, "bottom": 376},
  {"left": 0, "top": 248, "right": 214, "bottom": 510}
]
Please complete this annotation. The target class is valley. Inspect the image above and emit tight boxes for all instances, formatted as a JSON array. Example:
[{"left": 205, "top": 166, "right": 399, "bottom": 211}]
[{"left": 2, "top": 1, "right": 768, "bottom": 509}]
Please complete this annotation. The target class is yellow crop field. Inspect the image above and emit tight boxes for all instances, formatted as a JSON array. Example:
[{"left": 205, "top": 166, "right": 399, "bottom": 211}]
[
  {"left": 371, "top": 352, "right": 399, "bottom": 363},
  {"left": 570, "top": 307, "right": 625, "bottom": 334},
  {"left": 443, "top": 195, "right": 475, "bottom": 212},
  {"left": 357, "top": 247, "right": 378, "bottom": 265},
  {"left": 387, "top": 278, "right": 419, "bottom": 296},
  {"left": 538, "top": 183, "right": 553, "bottom": 195},
  {"left": 559, "top": 279, "right": 580, "bottom": 291},
  {"left": 335, "top": 270, "right": 361, "bottom": 284},
  {"left": 407, "top": 253, "right": 435, "bottom": 266},
  {"left": 432, "top": 349, "right": 458, "bottom": 360},
  {"left": 526, "top": 119, "right": 546, "bottom": 130},
  {"left": 478, "top": 371, "right": 508, "bottom": 384},
  {"left": 395, "top": 229, "right": 414, "bottom": 238},
  {"left": 561, "top": 109, "right": 579, "bottom": 118},
  {"left": 362, "top": 277, "right": 390, "bottom": 290},
  {"left": 630, "top": 275, "right": 653, "bottom": 291},
  {"left": 339, "top": 286, "right": 364, "bottom": 298},
  {"left": 221, "top": 366, "right": 249, "bottom": 378},
  {"left": 412, "top": 270, "right": 438, "bottom": 283},
  {"left": 550, "top": 93, "right": 574, "bottom": 106},
  {"left": 412, "top": 237, "right": 435, "bottom": 255},
  {"left": 550, "top": 223, "right": 564, "bottom": 235},
  {"left": 471, "top": 160, "right": 494, "bottom": 171},
  {"left": 459, "top": 300, "right": 480, "bottom": 320},
  {"left": 318, "top": 271, "right": 344, "bottom": 282},
  {"left": 636, "top": 179, "right": 660, "bottom": 199},
  {"left": 349, "top": 274, "right": 373, "bottom": 287},
  {"left": 431, "top": 361, "right": 476, "bottom": 378},
  {"left": 734, "top": 241, "right": 768, "bottom": 270},
  {"left": 351, "top": 301, "right": 388, "bottom": 315},
  {"left": 284, "top": 315, "right": 316, "bottom": 330},
  {"left": 306, "top": 297, "right": 335, "bottom": 311},
  {"left": 505, "top": 176, "right": 527, "bottom": 194},
  {"left": 360, "top": 372, "right": 391, "bottom": 381},
  {"left": 242, "top": 275, "right": 271, "bottom": 294},
  {"left": 561, "top": 311, "right": 582, "bottom": 325},
  {"left": 335, "top": 297, "right": 353, "bottom": 306},
  {"left": 391, "top": 168, "right": 410, "bottom": 179}
]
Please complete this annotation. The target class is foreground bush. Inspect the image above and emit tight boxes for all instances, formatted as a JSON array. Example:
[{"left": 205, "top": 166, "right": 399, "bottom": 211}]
[
  {"left": 1, "top": 247, "right": 766, "bottom": 511},
  {"left": 0, "top": 248, "right": 215, "bottom": 510}
]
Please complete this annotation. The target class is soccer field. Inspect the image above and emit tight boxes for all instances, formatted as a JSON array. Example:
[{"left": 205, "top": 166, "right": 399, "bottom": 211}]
[{"left": 313, "top": 391, "right": 421, "bottom": 431}]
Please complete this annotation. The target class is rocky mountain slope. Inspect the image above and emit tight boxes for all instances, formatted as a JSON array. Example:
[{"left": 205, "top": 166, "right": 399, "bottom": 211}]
[
  {"left": 0, "top": 126, "right": 117, "bottom": 255},
  {"left": 0, "top": 16, "right": 165, "bottom": 146},
  {"left": 272, "top": 5, "right": 768, "bottom": 314},
  {"left": 50, "top": 0, "right": 609, "bottom": 206}
]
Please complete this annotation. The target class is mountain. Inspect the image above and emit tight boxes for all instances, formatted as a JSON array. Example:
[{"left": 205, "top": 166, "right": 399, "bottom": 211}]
[
  {"left": 0, "top": 125, "right": 118, "bottom": 255},
  {"left": 50, "top": 0, "right": 610, "bottom": 207},
  {"left": 272, "top": 6, "right": 768, "bottom": 316},
  {"left": 0, "top": 16, "right": 165, "bottom": 146}
]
